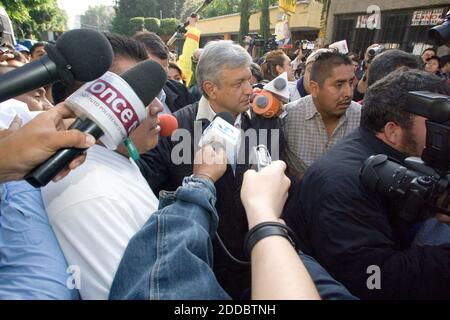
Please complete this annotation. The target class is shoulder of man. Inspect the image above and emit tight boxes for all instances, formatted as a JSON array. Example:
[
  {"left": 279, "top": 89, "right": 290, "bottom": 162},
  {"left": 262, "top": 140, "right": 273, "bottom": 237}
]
[
  {"left": 172, "top": 102, "right": 199, "bottom": 127},
  {"left": 164, "top": 79, "right": 195, "bottom": 111}
]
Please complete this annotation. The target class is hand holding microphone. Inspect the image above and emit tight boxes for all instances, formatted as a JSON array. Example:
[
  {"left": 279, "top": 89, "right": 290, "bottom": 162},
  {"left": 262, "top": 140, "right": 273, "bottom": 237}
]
[
  {"left": 199, "top": 112, "right": 241, "bottom": 166},
  {"left": 0, "top": 103, "right": 95, "bottom": 183},
  {"left": 25, "top": 60, "right": 168, "bottom": 187}
]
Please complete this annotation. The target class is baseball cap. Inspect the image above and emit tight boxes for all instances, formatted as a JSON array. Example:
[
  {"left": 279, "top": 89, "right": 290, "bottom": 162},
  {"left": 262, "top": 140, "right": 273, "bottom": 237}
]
[
  {"left": 305, "top": 48, "right": 333, "bottom": 66},
  {"left": 15, "top": 44, "right": 30, "bottom": 53}
]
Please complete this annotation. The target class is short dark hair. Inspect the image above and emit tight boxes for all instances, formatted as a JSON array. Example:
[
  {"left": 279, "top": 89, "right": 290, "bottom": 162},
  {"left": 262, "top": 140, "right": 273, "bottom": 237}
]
[
  {"left": 310, "top": 51, "right": 352, "bottom": 86},
  {"left": 426, "top": 55, "right": 440, "bottom": 64},
  {"left": 440, "top": 55, "right": 450, "bottom": 67},
  {"left": 260, "top": 49, "right": 287, "bottom": 81},
  {"left": 53, "top": 33, "right": 147, "bottom": 104},
  {"left": 104, "top": 32, "right": 147, "bottom": 62},
  {"left": 361, "top": 68, "right": 450, "bottom": 133},
  {"left": 422, "top": 47, "right": 436, "bottom": 55},
  {"left": 133, "top": 31, "right": 169, "bottom": 60},
  {"left": 250, "top": 62, "right": 263, "bottom": 83},
  {"left": 30, "top": 42, "right": 46, "bottom": 56},
  {"left": 367, "top": 49, "right": 420, "bottom": 86}
]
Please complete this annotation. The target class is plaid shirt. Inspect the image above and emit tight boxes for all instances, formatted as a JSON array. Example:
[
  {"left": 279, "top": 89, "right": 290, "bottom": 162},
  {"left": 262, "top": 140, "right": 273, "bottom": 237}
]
[{"left": 282, "top": 95, "right": 361, "bottom": 174}]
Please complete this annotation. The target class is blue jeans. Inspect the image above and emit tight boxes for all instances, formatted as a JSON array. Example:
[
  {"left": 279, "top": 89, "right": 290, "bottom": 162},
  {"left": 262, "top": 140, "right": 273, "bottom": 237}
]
[
  {"left": 0, "top": 181, "right": 79, "bottom": 300},
  {"left": 110, "top": 177, "right": 356, "bottom": 300}
]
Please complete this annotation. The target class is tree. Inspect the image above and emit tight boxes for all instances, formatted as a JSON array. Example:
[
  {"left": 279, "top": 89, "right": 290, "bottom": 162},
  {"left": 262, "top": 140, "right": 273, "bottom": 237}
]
[
  {"left": 0, "top": 0, "right": 67, "bottom": 39},
  {"left": 159, "top": 0, "right": 185, "bottom": 19},
  {"left": 238, "top": 0, "right": 251, "bottom": 46},
  {"left": 260, "top": 0, "right": 270, "bottom": 40},
  {"left": 112, "top": 0, "right": 159, "bottom": 35},
  {"left": 80, "top": 5, "right": 115, "bottom": 32}
]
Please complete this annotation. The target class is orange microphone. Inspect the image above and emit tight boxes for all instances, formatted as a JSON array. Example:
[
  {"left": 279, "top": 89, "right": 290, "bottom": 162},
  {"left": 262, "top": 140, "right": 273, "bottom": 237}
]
[
  {"left": 252, "top": 88, "right": 283, "bottom": 118},
  {"left": 158, "top": 114, "right": 179, "bottom": 137}
]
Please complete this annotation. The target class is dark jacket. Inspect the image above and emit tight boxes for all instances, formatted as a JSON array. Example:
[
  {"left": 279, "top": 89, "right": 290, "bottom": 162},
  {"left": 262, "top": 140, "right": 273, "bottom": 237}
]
[
  {"left": 283, "top": 127, "right": 450, "bottom": 299},
  {"left": 138, "top": 101, "right": 284, "bottom": 299},
  {"left": 163, "top": 79, "right": 195, "bottom": 113}
]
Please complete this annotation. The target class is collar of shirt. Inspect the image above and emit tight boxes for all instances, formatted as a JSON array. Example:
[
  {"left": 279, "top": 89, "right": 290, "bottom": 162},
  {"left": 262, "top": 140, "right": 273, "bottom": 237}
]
[
  {"left": 359, "top": 127, "right": 407, "bottom": 162},
  {"left": 157, "top": 89, "right": 172, "bottom": 115},
  {"left": 196, "top": 96, "right": 244, "bottom": 128},
  {"left": 304, "top": 95, "right": 320, "bottom": 121}
]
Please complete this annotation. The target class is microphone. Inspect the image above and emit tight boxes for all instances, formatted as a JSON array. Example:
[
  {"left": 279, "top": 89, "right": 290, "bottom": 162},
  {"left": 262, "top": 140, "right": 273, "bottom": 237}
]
[
  {"left": 251, "top": 72, "right": 289, "bottom": 118},
  {"left": 158, "top": 114, "right": 178, "bottom": 137},
  {"left": 0, "top": 29, "right": 113, "bottom": 103},
  {"left": 198, "top": 112, "right": 241, "bottom": 164},
  {"left": 25, "top": 60, "right": 167, "bottom": 187}
]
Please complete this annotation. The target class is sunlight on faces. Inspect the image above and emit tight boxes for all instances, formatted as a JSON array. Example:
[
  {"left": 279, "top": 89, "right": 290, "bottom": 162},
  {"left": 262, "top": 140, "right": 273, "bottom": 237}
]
[
  {"left": 310, "top": 64, "right": 355, "bottom": 119},
  {"left": 205, "top": 66, "right": 253, "bottom": 117}
]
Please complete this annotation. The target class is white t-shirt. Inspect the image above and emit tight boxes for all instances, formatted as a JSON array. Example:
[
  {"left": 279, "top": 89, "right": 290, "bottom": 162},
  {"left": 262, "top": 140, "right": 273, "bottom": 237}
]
[
  {"left": 0, "top": 99, "right": 36, "bottom": 128},
  {"left": 42, "top": 145, "right": 158, "bottom": 300}
]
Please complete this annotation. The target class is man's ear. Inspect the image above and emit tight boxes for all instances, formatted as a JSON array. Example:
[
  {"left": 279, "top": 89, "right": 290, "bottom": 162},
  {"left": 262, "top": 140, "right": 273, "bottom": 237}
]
[
  {"left": 383, "top": 121, "right": 403, "bottom": 147},
  {"left": 203, "top": 81, "right": 216, "bottom": 99},
  {"left": 309, "top": 80, "right": 319, "bottom": 98}
]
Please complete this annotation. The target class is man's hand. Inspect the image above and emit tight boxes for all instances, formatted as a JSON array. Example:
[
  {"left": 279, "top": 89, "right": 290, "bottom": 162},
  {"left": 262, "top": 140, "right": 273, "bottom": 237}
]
[
  {"left": 0, "top": 103, "right": 96, "bottom": 183},
  {"left": 193, "top": 143, "right": 227, "bottom": 183},
  {"left": 241, "top": 161, "right": 291, "bottom": 229},
  {"left": 436, "top": 213, "right": 450, "bottom": 226}
]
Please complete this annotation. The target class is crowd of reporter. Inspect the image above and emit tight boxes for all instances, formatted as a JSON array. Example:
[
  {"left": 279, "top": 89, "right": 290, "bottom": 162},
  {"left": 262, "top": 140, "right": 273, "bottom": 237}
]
[{"left": 0, "top": 26, "right": 449, "bottom": 300}]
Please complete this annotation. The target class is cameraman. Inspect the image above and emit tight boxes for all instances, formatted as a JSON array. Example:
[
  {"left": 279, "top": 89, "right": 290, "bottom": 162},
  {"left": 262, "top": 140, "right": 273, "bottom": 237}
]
[{"left": 283, "top": 68, "right": 450, "bottom": 299}]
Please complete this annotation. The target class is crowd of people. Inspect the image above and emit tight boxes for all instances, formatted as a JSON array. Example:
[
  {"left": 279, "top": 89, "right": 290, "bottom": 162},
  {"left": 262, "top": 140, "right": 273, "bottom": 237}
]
[{"left": 0, "top": 23, "right": 449, "bottom": 301}]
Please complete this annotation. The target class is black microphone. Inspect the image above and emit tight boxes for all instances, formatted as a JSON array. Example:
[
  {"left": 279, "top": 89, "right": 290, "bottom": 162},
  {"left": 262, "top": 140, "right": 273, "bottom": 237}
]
[
  {"left": 0, "top": 29, "right": 113, "bottom": 103},
  {"left": 215, "top": 112, "right": 234, "bottom": 125},
  {"left": 25, "top": 60, "right": 167, "bottom": 187}
]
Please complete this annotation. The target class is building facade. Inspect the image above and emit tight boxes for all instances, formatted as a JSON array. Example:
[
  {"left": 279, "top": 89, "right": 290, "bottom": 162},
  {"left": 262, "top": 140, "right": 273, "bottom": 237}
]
[
  {"left": 195, "top": 0, "right": 323, "bottom": 47},
  {"left": 326, "top": 0, "right": 449, "bottom": 57}
]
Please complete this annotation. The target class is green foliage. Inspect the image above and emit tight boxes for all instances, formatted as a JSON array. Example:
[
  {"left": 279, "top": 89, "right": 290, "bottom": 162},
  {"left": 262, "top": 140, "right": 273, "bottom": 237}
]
[
  {"left": 0, "top": 0, "right": 66, "bottom": 39},
  {"left": 260, "top": 0, "right": 270, "bottom": 40},
  {"left": 112, "top": 0, "right": 159, "bottom": 35},
  {"left": 159, "top": 18, "right": 180, "bottom": 36},
  {"left": 130, "top": 17, "right": 145, "bottom": 34},
  {"left": 238, "top": 0, "right": 251, "bottom": 46},
  {"left": 145, "top": 17, "right": 161, "bottom": 33}
]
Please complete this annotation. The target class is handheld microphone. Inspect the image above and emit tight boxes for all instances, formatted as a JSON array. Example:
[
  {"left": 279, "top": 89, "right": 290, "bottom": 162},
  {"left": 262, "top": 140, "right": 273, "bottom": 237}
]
[
  {"left": 251, "top": 72, "right": 289, "bottom": 118},
  {"left": 199, "top": 112, "right": 241, "bottom": 164},
  {"left": 25, "top": 60, "right": 167, "bottom": 187},
  {"left": 0, "top": 29, "right": 113, "bottom": 103},
  {"left": 158, "top": 114, "right": 178, "bottom": 137}
]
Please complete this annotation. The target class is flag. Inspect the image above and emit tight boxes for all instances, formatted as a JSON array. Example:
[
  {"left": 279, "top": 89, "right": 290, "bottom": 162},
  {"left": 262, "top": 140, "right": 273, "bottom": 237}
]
[
  {"left": 177, "top": 25, "right": 201, "bottom": 86},
  {"left": 279, "top": 0, "right": 296, "bottom": 14}
]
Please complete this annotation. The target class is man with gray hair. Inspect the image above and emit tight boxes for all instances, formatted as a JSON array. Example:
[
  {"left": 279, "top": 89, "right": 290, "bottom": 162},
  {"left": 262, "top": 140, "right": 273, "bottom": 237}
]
[{"left": 137, "top": 40, "right": 284, "bottom": 298}]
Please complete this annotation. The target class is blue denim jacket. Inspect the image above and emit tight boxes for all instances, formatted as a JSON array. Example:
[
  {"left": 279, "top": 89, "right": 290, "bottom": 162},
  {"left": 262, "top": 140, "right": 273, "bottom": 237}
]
[
  {"left": 110, "top": 176, "right": 231, "bottom": 300},
  {"left": 110, "top": 176, "right": 357, "bottom": 300}
]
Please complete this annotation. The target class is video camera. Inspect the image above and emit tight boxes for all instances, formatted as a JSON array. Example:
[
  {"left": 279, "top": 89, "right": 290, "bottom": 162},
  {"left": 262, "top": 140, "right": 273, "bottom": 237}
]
[
  {"left": 360, "top": 91, "right": 450, "bottom": 223},
  {"left": 367, "top": 45, "right": 384, "bottom": 64},
  {"left": 295, "top": 40, "right": 315, "bottom": 59},
  {"left": 428, "top": 10, "right": 450, "bottom": 46},
  {"left": 244, "top": 33, "right": 279, "bottom": 53}
]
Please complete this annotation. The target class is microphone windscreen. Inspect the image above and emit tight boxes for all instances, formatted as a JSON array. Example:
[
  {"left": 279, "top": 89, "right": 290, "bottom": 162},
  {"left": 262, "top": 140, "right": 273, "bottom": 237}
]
[
  {"left": 55, "top": 29, "right": 113, "bottom": 81},
  {"left": 215, "top": 112, "right": 234, "bottom": 125},
  {"left": 120, "top": 60, "right": 168, "bottom": 106},
  {"left": 158, "top": 114, "right": 178, "bottom": 137}
]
